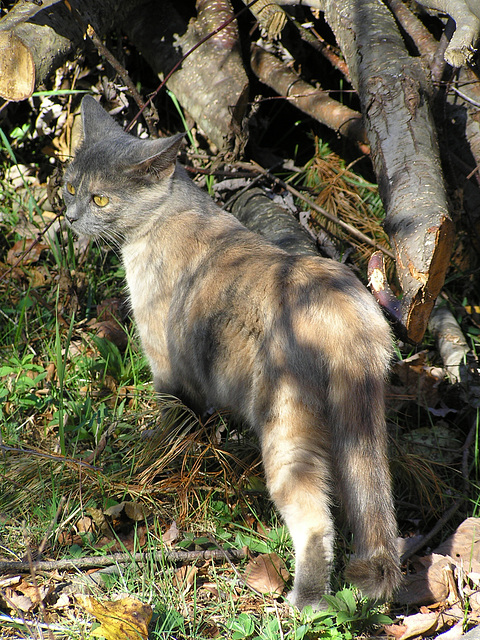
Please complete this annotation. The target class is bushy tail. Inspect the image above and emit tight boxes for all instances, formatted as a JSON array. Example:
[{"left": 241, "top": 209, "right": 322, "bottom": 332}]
[
  {"left": 346, "top": 552, "right": 402, "bottom": 600},
  {"left": 327, "top": 318, "right": 401, "bottom": 600}
]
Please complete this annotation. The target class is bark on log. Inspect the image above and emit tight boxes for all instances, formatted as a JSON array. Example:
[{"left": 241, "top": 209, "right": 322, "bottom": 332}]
[
  {"left": 121, "top": 0, "right": 249, "bottom": 151},
  {"left": 387, "top": 0, "right": 480, "bottom": 244},
  {"left": 230, "top": 187, "right": 320, "bottom": 256},
  {"left": 323, "top": 0, "right": 455, "bottom": 343},
  {"left": 241, "top": 0, "right": 288, "bottom": 39},
  {"left": 0, "top": 0, "right": 143, "bottom": 101},
  {"left": 250, "top": 44, "right": 367, "bottom": 148},
  {"left": 0, "top": 0, "right": 248, "bottom": 151},
  {"left": 385, "top": 0, "right": 439, "bottom": 65}
]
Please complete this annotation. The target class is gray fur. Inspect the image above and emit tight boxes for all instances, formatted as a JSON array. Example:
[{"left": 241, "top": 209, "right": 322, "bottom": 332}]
[{"left": 63, "top": 95, "right": 401, "bottom": 609}]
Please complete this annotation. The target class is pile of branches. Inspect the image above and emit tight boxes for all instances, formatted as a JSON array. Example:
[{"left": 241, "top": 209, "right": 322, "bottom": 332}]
[{"left": 1, "top": 0, "right": 480, "bottom": 354}]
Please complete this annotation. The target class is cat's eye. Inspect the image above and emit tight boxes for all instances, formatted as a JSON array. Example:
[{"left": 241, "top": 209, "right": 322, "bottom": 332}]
[
  {"left": 66, "top": 182, "right": 75, "bottom": 195},
  {"left": 93, "top": 194, "right": 109, "bottom": 207}
]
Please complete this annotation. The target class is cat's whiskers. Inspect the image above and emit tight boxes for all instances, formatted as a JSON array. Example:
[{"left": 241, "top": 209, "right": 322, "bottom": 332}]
[{"left": 100, "top": 229, "right": 125, "bottom": 254}]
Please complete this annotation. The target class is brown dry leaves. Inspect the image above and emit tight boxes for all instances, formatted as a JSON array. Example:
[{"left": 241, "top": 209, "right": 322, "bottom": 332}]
[
  {"left": 243, "top": 552, "right": 289, "bottom": 597},
  {"left": 388, "top": 518, "right": 480, "bottom": 638},
  {"left": 0, "top": 576, "right": 54, "bottom": 613},
  {"left": 57, "top": 501, "right": 152, "bottom": 552}
]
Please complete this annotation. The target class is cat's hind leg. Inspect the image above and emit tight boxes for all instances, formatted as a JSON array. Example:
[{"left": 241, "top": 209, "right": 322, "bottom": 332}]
[{"left": 260, "top": 401, "right": 334, "bottom": 610}]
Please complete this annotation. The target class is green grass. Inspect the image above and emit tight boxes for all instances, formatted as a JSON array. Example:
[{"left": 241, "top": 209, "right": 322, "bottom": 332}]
[
  {"left": 1, "top": 104, "right": 479, "bottom": 639},
  {"left": 0, "top": 127, "right": 395, "bottom": 639}
]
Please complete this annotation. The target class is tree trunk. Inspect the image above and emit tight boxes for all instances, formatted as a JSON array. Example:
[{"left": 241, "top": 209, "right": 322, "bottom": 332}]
[
  {"left": 323, "top": 0, "right": 455, "bottom": 343},
  {"left": 121, "top": 0, "right": 249, "bottom": 151}
]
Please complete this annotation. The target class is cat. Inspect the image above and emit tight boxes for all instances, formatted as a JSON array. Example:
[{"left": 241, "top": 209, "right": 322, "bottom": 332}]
[{"left": 63, "top": 95, "right": 401, "bottom": 609}]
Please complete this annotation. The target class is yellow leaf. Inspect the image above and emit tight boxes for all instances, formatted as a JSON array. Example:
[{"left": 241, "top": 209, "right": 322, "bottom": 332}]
[{"left": 76, "top": 595, "right": 152, "bottom": 640}]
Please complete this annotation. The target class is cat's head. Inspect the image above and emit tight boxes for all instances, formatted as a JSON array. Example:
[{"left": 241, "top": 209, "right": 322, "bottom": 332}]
[{"left": 63, "top": 95, "right": 184, "bottom": 242}]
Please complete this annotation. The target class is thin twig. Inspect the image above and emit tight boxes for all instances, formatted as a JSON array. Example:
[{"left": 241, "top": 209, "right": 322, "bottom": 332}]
[
  {"left": 0, "top": 613, "right": 74, "bottom": 633},
  {"left": 400, "top": 498, "right": 463, "bottom": 563},
  {"left": 0, "top": 548, "right": 247, "bottom": 575},
  {"left": 83, "top": 421, "right": 119, "bottom": 466},
  {"left": 0, "top": 445, "right": 100, "bottom": 470},
  {"left": 38, "top": 496, "right": 67, "bottom": 558},
  {"left": 450, "top": 85, "right": 480, "bottom": 109},
  {"left": 0, "top": 212, "right": 63, "bottom": 284},
  {"left": 85, "top": 24, "right": 159, "bottom": 137},
  {"left": 291, "top": 17, "right": 351, "bottom": 81}
]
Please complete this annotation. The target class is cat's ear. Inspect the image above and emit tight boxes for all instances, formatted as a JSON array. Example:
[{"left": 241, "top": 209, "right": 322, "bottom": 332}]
[
  {"left": 131, "top": 133, "right": 185, "bottom": 179},
  {"left": 81, "top": 95, "right": 125, "bottom": 143}
]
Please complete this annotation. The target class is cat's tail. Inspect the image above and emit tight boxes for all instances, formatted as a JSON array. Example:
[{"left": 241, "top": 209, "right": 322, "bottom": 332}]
[
  {"left": 345, "top": 552, "right": 402, "bottom": 600},
  {"left": 327, "top": 303, "right": 402, "bottom": 600}
]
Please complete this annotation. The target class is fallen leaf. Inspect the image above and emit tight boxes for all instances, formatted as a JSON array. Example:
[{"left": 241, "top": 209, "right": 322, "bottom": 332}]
[
  {"left": 96, "top": 297, "right": 126, "bottom": 323},
  {"left": 469, "top": 590, "right": 480, "bottom": 619},
  {"left": 76, "top": 516, "right": 95, "bottom": 534},
  {"left": 6, "top": 592, "right": 34, "bottom": 612},
  {"left": 89, "top": 319, "right": 129, "bottom": 350},
  {"left": 0, "top": 576, "right": 21, "bottom": 589},
  {"left": 163, "top": 521, "right": 180, "bottom": 547},
  {"left": 396, "top": 554, "right": 453, "bottom": 605},
  {"left": 434, "top": 621, "right": 464, "bottom": 639},
  {"left": 385, "top": 611, "right": 440, "bottom": 640},
  {"left": 104, "top": 502, "right": 125, "bottom": 519},
  {"left": 46, "top": 362, "right": 56, "bottom": 383},
  {"left": 7, "top": 238, "right": 48, "bottom": 266},
  {"left": 76, "top": 595, "right": 152, "bottom": 640},
  {"left": 16, "top": 579, "right": 53, "bottom": 606},
  {"left": 202, "top": 581, "right": 220, "bottom": 598},
  {"left": 174, "top": 565, "right": 198, "bottom": 594},
  {"left": 124, "top": 501, "right": 148, "bottom": 522},
  {"left": 435, "top": 518, "right": 480, "bottom": 572},
  {"left": 243, "top": 552, "right": 289, "bottom": 596}
]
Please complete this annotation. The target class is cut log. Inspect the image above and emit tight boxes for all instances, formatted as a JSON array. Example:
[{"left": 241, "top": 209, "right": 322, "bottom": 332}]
[
  {"left": 323, "top": 0, "right": 455, "bottom": 343},
  {"left": 0, "top": 30, "right": 34, "bottom": 100},
  {"left": 428, "top": 300, "right": 470, "bottom": 383},
  {"left": 241, "top": 0, "right": 288, "bottom": 39},
  {"left": 415, "top": 0, "right": 480, "bottom": 67},
  {"left": 0, "top": 0, "right": 144, "bottom": 101}
]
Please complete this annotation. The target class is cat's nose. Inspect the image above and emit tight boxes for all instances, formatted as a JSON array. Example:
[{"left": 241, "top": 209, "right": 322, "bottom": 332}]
[{"left": 65, "top": 207, "right": 79, "bottom": 224}]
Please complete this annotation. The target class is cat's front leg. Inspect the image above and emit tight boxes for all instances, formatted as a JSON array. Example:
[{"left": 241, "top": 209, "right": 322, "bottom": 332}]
[
  {"left": 153, "top": 374, "right": 208, "bottom": 418},
  {"left": 260, "top": 405, "right": 334, "bottom": 610}
]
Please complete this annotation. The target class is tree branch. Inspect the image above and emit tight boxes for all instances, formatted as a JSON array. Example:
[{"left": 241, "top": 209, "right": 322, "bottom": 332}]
[
  {"left": 0, "top": 548, "right": 247, "bottom": 575},
  {"left": 250, "top": 44, "right": 368, "bottom": 149}
]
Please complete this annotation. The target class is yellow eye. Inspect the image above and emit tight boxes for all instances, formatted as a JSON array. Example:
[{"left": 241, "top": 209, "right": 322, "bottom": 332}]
[
  {"left": 93, "top": 194, "right": 109, "bottom": 207},
  {"left": 66, "top": 182, "right": 75, "bottom": 195}
]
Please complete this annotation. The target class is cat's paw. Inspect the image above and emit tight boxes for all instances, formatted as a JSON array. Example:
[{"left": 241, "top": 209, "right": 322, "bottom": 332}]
[{"left": 286, "top": 588, "right": 328, "bottom": 611}]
